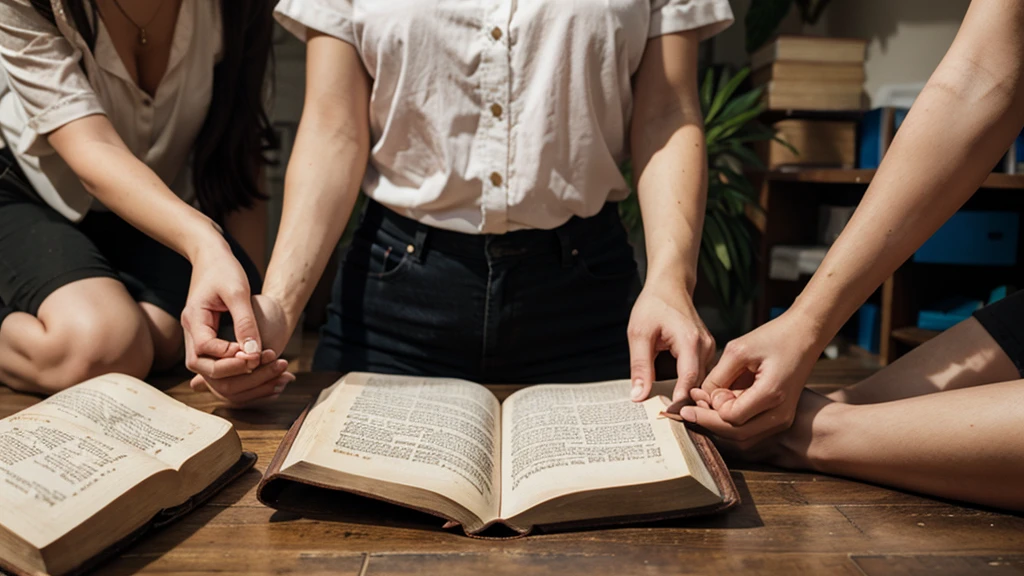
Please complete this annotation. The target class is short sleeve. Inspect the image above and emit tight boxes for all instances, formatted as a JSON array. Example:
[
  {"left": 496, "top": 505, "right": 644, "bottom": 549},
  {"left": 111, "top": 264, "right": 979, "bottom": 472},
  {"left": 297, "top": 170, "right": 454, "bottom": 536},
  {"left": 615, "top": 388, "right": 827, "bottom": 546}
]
[
  {"left": 274, "top": 0, "right": 355, "bottom": 46},
  {"left": 0, "top": 0, "right": 104, "bottom": 153},
  {"left": 649, "top": 0, "right": 734, "bottom": 41}
]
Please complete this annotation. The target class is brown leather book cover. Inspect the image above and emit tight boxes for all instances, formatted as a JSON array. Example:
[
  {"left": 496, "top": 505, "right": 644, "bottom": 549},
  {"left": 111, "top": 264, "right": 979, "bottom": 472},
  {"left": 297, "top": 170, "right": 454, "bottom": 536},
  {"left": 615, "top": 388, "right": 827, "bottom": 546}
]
[
  {"left": 258, "top": 403, "right": 739, "bottom": 538},
  {"left": 0, "top": 451, "right": 257, "bottom": 576}
]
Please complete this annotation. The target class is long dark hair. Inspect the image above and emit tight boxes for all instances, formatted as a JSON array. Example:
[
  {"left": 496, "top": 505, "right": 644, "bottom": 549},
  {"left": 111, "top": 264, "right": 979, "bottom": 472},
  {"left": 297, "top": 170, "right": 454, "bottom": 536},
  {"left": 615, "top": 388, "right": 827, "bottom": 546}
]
[{"left": 30, "top": 0, "right": 279, "bottom": 224}]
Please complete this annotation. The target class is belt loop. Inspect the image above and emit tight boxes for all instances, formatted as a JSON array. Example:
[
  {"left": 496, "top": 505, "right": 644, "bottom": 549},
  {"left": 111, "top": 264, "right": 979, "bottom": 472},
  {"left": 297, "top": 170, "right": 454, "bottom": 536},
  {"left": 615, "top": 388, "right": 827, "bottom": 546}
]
[
  {"left": 408, "top": 224, "right": 429, "bottom": 264},
  {"left": 554, "top": 226, "right": 576, "bottom": 269}
]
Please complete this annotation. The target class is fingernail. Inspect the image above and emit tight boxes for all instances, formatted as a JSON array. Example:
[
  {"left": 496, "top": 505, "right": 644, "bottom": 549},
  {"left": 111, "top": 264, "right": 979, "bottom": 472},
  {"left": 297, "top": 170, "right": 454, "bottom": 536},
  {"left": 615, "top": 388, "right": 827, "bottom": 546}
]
[
  {"left": 630, "top": 379, "right": 645, "bottom": 401},
  {"left": 243, "top": 339, "right": 259, "bottom": 354},
  {"left": 273, "top": 384, "right": 286, "bottom": 394},
  {"left": 679, "top": 407, "right": 696, "bottom": 423}
]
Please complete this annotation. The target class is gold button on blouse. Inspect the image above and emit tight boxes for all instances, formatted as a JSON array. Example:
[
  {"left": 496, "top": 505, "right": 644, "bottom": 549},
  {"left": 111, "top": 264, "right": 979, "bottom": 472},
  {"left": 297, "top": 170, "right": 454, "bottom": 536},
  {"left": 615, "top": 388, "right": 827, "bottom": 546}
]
[
  {"left": 491, "top": 27, "right": 503, "bottom": 40},
  {"left": 490, "top": 172, "right": 503, "bottom": 186},
  {"left": 490, "top": 103, "right": 503, "bottom": 118}
]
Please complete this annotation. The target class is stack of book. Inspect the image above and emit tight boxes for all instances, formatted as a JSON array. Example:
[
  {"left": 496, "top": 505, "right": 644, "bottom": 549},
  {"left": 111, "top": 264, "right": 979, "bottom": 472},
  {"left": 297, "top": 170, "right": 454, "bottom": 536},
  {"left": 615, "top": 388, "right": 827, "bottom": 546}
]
[
  {"left": 752, "top": 35, "right": 867, "bottom": 111},
  {"left": 752, "top": 35, "right": 867, "bottom": 169}
]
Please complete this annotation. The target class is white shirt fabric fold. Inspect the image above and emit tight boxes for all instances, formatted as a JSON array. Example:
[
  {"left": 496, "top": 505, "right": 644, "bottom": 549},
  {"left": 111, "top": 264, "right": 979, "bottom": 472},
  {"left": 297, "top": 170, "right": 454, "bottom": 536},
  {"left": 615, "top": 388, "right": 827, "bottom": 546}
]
[
  {"left": 275, "top": 0, "right": 733, "bottom": 234},
  {"left": 0, "top": 0, "right": 222, "bottom": 222}
]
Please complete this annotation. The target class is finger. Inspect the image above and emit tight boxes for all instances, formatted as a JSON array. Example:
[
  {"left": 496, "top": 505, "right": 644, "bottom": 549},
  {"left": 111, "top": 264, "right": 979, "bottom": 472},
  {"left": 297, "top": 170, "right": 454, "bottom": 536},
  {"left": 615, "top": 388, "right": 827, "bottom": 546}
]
[
  {"left": 187, "top": 355, "right": 252, "bottom": 380},
  {"left": 183, "top": 306, "right": 236, "bottom": 359},
  {"left": 205, "top": 359, "right": 289, "bottom": 397},
  {"left": 672, "top": 342, "right": 702, "bottom": 403},
  {"left": 710, "top": 387, "right": 738, "bottom": 410},
  {"left": 222, "top": 372, "right": 295, "bottom": 407},
  {"left": 190, "top": 374, "right": 209, "bottom": 392},
  {"left": 715, "top": 380, "right": 787, "bottom": 426},
  {"left": 223, "top": 286, "right": 261, "bottom": 357},
  {"left": 690, "top": 387, "right": 711, "bottom": 405},
  {"left": 701, "top": 344, "right": 749, "bottom": 395},
  {"left": 678, "top": 404, "right": 786, "bottom": 443},
  {"left": 697, "top": 399, "right": 710, "bottom": 409},
  {"left": 627, "top": 326, "right": 657, "bottom": 402}
]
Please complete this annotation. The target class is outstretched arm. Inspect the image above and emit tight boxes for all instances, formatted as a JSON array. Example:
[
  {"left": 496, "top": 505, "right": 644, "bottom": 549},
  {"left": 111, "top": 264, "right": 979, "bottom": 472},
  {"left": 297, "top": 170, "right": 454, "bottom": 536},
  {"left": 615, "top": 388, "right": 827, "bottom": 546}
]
[
  {"left": 689, "top": 0, "right": 1024, "bottom": 440},
  {"left": 185, "top": 31, "right": 372, "bottom": 404},
  {"left": 628, "top": 30, "right": 717, "bottom": 404}
]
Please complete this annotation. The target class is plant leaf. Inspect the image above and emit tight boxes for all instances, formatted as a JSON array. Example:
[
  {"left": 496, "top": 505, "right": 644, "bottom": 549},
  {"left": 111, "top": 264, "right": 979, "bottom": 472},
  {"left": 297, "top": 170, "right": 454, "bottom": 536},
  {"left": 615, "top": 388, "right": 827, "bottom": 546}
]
[
  {"left": 705, "top": 68, "right": 750, "bottom": 126},
  {"left": 713, "top": 88, "right": 764, "bottom": 126},
  {"left": 700, "top": 68, "right": 715, "bottom": 116},
  {"left": 703, "top": 213, "right": 733, "bottom": 271}
]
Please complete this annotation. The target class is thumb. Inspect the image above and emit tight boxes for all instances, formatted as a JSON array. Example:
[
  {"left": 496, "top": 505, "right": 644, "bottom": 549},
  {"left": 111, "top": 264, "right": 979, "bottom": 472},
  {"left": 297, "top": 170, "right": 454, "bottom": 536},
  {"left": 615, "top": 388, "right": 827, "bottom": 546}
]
[
  {"left": 702, "top": 342, "right": 749, "bottom": 395},
  {"left": 224, "top": 287, "right": 261, "bottom": 355},
  {"left": 627, "top": 327, "right": 656, "bottom": 402}
]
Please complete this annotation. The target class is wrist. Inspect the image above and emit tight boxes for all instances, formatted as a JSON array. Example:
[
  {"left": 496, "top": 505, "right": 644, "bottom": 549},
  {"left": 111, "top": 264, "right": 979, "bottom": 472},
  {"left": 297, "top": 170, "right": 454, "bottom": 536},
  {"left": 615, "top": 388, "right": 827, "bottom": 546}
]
[
  {"left": 644, "top": 259, "right": 697, "bottom": 296},
  {"left": 261, "top": 277, "right": 304, "bottom": 335},
  {"left": 184, "top": 220, "right": 231, "bottom": 264}
]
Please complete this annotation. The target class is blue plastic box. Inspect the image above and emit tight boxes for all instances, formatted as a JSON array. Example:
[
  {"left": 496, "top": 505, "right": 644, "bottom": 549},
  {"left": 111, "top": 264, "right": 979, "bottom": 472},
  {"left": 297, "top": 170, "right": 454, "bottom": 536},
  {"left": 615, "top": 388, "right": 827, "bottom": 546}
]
[
  {"left": 858, "top": 303, "right": 879, "bottom": 353},
  {"left": 913, "top": 211, "right": 1019, "bottom": 266},
  {"left": 858, "top": 107, "right": 909, "bottom": 169}
]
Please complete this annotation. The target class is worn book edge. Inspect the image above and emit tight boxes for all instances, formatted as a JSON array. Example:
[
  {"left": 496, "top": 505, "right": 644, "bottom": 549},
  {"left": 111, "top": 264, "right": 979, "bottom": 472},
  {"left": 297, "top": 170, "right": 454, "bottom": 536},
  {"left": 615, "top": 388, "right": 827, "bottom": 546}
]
[
  {"left": 258, "top": 401, "right": 739, "bottom": 538},
  {"left": 0, "top": 451, "right": 257, "bottom": 576}
]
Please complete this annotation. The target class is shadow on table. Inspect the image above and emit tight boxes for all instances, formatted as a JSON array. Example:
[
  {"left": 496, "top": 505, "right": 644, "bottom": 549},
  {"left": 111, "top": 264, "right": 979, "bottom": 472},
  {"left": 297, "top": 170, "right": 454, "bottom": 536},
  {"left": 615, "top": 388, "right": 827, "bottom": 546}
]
[
  {"left": 263, "top": 472, "right": 762, "bottom": 536},
  {"left": 100, "top": 469, "right": 263, "bottom": 575}
]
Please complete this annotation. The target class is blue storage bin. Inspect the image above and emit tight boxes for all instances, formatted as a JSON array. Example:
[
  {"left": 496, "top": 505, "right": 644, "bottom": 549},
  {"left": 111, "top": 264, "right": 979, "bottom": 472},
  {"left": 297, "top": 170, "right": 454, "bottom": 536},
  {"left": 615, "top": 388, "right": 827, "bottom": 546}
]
[
  {"left": 913, "top": 211, "right": 1019, "bottom": 266},
  {"left": 858, "top": 107, "right": 909, "bottom": 169},
  {"left": 857, "top": 303, "right": 879, "bottom": 353},
  {"left": 917, "top": 299, "right": 983, "bottom": 331}
]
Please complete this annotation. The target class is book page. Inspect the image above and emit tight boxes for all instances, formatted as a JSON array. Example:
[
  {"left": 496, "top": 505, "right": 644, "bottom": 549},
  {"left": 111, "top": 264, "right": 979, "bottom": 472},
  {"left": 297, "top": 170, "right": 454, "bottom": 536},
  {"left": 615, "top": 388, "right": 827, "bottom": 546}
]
[
  {"left": 0, "top": 416, "right": 173, "bottom": 549},
  {"left": 17, "top": 374, "right": 233, "bottom": 470},
  {"left": 284, "top": 373, "right": 501, "bottom": 524},
  {"left": 499, "top": 380, "right": 690, "bottom": 519}
]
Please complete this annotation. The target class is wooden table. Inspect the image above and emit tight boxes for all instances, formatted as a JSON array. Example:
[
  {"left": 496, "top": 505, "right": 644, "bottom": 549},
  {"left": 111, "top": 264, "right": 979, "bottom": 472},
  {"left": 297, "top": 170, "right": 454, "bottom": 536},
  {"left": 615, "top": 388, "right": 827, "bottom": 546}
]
[{"left": 3, "top": 361, "right": 1023, "bottom": 575}]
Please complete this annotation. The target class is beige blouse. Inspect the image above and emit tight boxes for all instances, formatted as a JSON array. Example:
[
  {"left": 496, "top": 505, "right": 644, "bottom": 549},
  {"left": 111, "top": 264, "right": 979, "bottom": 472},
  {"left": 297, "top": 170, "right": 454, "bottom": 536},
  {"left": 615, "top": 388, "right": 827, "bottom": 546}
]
[
  {"left": 275, "top": 0, "right": 733, "bottom": 234},
  {"left": 0, "top": 0, "right": 222, "bottom": 221}
]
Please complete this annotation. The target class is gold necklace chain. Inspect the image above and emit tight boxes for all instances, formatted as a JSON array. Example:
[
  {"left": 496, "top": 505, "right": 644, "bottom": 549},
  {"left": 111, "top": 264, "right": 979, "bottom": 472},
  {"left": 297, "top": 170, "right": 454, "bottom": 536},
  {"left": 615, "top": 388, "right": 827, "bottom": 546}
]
[{"left": 108, "top": 0, "right": 165, "bottom": 46}]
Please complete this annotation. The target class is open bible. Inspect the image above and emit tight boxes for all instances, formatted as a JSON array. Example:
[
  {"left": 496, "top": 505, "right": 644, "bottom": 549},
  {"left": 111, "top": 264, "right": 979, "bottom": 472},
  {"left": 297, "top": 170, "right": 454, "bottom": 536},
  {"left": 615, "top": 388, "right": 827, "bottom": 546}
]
[
  {"left": 258, "top": 373, "right": 738, "bottom": 536},
  {"left": 0, "top": 374, "right": 255, "bottom": 576}
]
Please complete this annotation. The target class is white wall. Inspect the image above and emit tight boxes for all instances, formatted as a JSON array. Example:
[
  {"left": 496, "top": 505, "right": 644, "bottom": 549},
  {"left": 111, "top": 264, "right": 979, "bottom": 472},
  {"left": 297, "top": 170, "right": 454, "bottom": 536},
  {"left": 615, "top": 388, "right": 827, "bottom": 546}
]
[{"left": 714, "top": 0, "right": 970, "bottom": 107}]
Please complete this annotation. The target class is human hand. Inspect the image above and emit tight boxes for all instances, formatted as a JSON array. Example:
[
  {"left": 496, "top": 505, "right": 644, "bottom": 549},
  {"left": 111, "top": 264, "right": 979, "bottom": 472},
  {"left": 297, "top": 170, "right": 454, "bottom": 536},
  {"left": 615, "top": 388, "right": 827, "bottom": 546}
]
[
  {"left": 679, "top": 311, "right": 824, "bottom": 447},
  {"left": 188, "top": 294, "right": 295, "bottom": 407},
  {"left": 627, "top": 278, "right": 716, "bottom": 404}
]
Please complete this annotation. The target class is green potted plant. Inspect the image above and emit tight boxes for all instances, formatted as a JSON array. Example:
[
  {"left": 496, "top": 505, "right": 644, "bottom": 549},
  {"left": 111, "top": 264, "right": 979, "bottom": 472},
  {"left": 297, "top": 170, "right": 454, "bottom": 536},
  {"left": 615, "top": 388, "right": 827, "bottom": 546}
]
[{"left": 620, "top": 67, "right": 789, "bottom": 336}]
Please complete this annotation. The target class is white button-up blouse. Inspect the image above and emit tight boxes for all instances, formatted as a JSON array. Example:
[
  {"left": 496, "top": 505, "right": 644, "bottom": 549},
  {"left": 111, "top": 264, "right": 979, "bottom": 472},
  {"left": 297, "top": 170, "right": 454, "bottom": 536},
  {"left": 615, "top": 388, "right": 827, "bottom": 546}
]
[
  {"left": 0, "top": 0, "right": 222, "bottom": 222},
  {"left": 275, "top": 0, "right": 733, "bottom": 234}
]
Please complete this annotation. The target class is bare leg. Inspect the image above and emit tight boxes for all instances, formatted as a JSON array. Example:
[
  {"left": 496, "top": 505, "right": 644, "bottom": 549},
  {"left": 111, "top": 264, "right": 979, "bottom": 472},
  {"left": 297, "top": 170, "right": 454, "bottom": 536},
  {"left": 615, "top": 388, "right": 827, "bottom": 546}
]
[
  {"left": 830, "top": 317, "right": 1019, "bottom": 404},
  {"left": 139, "top": 302, "right": 184, "bottom": 371},
  {"left": 767, "top": 383, "right": 1024, "bottom": 511},
  {"left": 0, "top": 278, "right": 155, "bottom": 394}
]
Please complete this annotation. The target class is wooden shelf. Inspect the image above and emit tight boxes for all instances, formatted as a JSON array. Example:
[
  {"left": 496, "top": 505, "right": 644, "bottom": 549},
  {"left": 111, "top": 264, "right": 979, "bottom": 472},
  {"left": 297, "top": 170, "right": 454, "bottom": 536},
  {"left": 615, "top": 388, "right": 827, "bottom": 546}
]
[
  {"left": 761, "top": 169, "right": 1024, "bottom": 189},
  {"left": 765, "top": 169, "right": 875, "bottom": 185},
  {"left": 890, "top": 327, "right": 940, "bottom": 347}
]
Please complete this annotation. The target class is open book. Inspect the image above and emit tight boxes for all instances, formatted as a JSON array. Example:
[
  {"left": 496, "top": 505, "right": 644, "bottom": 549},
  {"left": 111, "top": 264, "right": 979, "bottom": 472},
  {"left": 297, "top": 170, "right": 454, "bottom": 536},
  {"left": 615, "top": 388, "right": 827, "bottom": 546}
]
[
  {"left": 0, "top": 374, "right": 255, "bottom": 576},
  {"left": 258, "top": 373, "right": 738, "bottom": 536}
]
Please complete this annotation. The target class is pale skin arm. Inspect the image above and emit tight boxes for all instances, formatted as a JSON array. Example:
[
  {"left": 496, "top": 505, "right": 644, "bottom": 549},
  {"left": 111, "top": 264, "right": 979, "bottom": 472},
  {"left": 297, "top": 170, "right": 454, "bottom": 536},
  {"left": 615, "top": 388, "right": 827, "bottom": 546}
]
[
  {"left": 628, "top": 30, "right": 716, "bottom": 403},
  {"left": 686, "top": 0, "right": 1024, "bottom": 441},
  {"left": 186, "top": 32, "right": 372, "bottom": 397},
  {"left": 46, "top": 115, "right": 264, "bottom": 376}
]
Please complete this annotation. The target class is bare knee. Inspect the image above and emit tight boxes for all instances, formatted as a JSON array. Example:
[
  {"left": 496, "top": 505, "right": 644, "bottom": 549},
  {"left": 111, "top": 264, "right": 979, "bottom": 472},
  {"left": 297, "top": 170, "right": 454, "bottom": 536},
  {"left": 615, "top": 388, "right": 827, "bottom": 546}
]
[{"left": 34, "top": 313, "right": 154, "bottom": 393}]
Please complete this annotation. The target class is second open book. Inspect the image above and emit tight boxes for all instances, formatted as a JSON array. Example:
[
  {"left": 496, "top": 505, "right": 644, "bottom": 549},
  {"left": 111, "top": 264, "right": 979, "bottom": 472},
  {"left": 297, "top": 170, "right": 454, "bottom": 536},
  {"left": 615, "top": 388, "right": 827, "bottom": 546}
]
[{"left": 258, "top": 373, "right": 738, "bottom": 536}]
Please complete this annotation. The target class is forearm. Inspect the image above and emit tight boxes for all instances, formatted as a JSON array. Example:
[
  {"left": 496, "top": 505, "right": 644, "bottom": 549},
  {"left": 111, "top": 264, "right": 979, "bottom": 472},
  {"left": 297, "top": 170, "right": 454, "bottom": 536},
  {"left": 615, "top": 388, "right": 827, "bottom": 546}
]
[
  {"left": 633, "top": 121, "right": 706, "bottom": 293},
  {"left": 810, "top": 381, "right": 1024, "bottom": 511},
  {"left": 49, "top": 117, "right": 226, "bottom": 262},
  {"left": 790, "top": 2, "right": 1024, "bottom": 344},
  {"left": 631, "top": 31, "right": 705, "bottom": 294},
  {"left": 261, "top": 121, "right": 368, "bottom": 331}
]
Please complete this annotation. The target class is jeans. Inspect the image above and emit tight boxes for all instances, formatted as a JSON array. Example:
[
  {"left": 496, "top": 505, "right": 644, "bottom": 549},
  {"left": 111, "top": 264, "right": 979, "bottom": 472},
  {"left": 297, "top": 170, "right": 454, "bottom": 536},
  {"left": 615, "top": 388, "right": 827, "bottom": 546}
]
[{"left": 313, "top": 200, "right": 642, "bottom": 384}]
